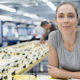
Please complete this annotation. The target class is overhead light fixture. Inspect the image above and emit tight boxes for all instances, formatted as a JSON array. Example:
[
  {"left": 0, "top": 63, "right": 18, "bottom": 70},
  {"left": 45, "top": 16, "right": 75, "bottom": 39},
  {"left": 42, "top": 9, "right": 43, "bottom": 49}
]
[
  {"left": 23, "top": 13, "right": 39, "bottom": 19},
  {"left": 21, "top": 3, "right": 30, "bottom": 7},
  {"left": 42, "top": 0, "right": 56, "bottom": 11},
  {"left": 0, "top": 5, "right": 16, "bottom": 12},
  {"left": 16, "top": 11, "right": 23, "bottom": 15},
  {"left": 0, "top": 15, "right": 13, "bottom": 21}
]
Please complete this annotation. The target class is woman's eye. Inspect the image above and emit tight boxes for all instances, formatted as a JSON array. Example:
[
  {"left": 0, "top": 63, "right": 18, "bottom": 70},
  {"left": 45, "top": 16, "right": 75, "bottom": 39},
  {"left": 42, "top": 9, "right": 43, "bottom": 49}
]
[
  {"left": 68, "top": 15, "right": 74, "bottom": 18},
  {"left": 59, "top": 15, "right": 64, "bottom": 18}
]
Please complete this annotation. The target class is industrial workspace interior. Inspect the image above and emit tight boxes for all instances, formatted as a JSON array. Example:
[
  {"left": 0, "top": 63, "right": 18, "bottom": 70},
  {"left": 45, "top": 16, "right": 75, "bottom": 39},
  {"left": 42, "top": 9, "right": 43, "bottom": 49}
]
[{"left": 0, "top": 0, "right": 80, "bottom": 80}]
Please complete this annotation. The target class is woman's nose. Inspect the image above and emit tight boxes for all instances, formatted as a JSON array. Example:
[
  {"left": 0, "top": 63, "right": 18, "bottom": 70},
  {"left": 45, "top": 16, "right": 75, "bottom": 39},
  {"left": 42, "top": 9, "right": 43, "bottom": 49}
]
[{"left": 64, "top": 17, "right": 68, "bottom": 22}]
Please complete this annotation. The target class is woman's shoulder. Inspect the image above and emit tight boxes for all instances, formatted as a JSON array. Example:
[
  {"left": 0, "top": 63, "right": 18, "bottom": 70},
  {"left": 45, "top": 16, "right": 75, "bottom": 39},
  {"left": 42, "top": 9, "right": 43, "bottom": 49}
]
[{"left": 49, "top": 30, "right": 60, "bottom": 37}]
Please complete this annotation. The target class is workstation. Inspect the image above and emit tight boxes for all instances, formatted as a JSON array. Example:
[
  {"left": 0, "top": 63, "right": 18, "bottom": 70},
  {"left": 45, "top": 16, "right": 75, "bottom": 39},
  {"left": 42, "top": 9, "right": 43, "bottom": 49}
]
[{"left": 0, "top": 0, "right": 80, "bottom": 80}]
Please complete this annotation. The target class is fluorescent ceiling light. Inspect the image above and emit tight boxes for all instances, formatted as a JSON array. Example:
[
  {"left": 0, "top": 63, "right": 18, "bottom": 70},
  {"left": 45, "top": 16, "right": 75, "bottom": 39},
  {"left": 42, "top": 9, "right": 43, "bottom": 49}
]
[
  {"left": 21, "top": 3, "right": 30, "bottom": 7},
  {"left": 16, "top": 11, "right": 23, "bottom": 15},
  {"left": 23, "top": 13, "right": 39, "bottom": 19},
  {"left": 42, "top": 0, "right": 56, "bottom": 11},
  {"left": 47, "top": 1, "right": 56, "bottom": 11},
  {"left": 0, "top": 15, "right": 13, "bottom": 21},
  {"left": 0, "top": 5, "right": 16, "bottom": 12}
]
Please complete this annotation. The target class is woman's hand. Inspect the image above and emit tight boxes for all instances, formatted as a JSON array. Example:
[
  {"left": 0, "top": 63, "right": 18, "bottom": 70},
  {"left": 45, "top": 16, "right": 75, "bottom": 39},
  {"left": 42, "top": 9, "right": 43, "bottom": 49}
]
[{"left": 47, "top": 65, "right": 64, "bottom": 78}]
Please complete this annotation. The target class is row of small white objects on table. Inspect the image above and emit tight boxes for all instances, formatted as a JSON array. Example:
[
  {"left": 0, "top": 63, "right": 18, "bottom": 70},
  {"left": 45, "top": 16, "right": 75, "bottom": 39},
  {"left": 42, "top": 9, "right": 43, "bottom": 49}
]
[{"left": 0, "top": 41, "right": 49, "bottom": 79}]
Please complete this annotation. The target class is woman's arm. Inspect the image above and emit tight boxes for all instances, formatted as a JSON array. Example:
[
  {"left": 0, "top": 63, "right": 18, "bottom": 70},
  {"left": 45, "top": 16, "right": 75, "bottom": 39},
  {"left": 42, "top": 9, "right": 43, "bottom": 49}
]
[
  {"left": 48, "top": 44, "right": 80, "bottom": 79},
  {"left": 48, "top": 65, "right": 80, "bottom": 79},
  {"left": 48, "top": 44, "right": 59, "bottom": 67},
  {"left": 48, "top": 43, "right": 59, "bottom": 78}
]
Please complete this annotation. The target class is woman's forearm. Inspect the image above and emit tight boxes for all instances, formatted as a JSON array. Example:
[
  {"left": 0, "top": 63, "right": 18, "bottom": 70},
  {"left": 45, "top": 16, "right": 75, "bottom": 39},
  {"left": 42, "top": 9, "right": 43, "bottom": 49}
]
[
  {"left": 55, "top": 69, "right": 80, "bottom": 79},
  {"left": 70, "top": 71, "right": 80, "bottom": 79},
  {"left": 50, "top": 69, "right": 72, "bottom": 79},
  {"left": 48, "top": 66, "right": 80, "bottom": 79}
]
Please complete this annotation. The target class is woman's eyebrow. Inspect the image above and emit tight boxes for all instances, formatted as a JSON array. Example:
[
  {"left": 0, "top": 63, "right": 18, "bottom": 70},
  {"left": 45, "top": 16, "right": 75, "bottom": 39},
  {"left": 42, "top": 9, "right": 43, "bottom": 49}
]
[
  {"left": 68, "top": 12, "right": 74, "bottom": 15},
  {"left": 58, "top": 13, "right": 64, "bottom": 15},
  {"left": 58, "top": 12, "right": 75, "bottom": 15}
]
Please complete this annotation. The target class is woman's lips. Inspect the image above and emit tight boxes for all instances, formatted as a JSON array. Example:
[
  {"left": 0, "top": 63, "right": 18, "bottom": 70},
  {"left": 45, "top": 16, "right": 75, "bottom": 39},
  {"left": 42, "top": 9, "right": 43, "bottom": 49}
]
[{"left": 63, "top": 26, "right": 71, "bottom": 28}]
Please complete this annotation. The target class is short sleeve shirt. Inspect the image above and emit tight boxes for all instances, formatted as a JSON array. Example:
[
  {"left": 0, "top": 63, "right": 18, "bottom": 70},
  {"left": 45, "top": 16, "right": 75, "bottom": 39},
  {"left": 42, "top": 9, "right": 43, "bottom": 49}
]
[{"left": 48, "top": 30, "right": 80, "bottom": 71}]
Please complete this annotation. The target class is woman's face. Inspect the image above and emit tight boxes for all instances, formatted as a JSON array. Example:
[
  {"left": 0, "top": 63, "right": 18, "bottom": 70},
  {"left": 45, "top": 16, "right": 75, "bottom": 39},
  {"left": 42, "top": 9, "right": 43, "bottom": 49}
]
[{"left": 56, "top": 4, "right": 78, "bottom": 33}]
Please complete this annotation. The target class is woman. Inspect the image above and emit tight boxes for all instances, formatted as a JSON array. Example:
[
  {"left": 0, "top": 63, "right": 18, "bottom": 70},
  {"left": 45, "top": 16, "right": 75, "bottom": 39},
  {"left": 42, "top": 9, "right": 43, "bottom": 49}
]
[{"left": 48, "top": 2, "right": 80, "bottom": 79}]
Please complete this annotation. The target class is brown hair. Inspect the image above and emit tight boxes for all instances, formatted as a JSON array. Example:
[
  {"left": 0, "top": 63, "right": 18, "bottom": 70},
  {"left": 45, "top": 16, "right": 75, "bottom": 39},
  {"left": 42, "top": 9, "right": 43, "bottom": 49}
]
[
  {"left": 56, "top": 2, "right": 78, "bottom": 19},
  {"left": 40, "top": 21, "right": 49, "bottom": 27}
]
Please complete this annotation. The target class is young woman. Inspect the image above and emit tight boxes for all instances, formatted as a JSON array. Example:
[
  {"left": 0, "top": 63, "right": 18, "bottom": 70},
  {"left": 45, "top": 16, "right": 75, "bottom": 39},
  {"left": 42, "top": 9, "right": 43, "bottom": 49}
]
[{"left": 48, "top": 2, "right": 80, "bottom": 79}]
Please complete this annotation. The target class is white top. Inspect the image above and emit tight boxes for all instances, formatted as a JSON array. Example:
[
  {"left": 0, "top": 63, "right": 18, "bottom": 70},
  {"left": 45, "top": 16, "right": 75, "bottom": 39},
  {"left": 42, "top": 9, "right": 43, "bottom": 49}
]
[{"left": 33, "top": 26, "right": 46, "bottom": 38}]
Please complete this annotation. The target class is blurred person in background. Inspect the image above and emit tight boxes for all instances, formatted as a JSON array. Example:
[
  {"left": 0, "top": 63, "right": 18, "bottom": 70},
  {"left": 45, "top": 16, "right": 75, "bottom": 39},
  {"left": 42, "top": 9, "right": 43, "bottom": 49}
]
[
  {"left": 32, "top": 20, "right": 57, "bottom": 43},
  {"left": 49, "top": 20, "right": 57, "bottom": 32},
  {"left": 32, "top": 21, "right": 51, "bottom": 42}
]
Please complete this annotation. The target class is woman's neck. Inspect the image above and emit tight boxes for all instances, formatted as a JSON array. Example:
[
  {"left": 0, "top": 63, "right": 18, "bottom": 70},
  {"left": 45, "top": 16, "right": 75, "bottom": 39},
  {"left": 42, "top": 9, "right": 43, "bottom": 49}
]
[{"left": 62, "top": 29, "right": 77, "bottom": 46}]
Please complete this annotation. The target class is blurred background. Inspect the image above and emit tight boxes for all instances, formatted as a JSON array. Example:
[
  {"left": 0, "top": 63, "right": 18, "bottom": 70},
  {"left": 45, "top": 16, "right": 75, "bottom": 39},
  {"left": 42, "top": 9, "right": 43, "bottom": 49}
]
[
  {"left": 0, "top": 0, "right": 80, "bottom": 80},
  {"left": 0, "top": 0, "right": 80, "bottom": 46}
]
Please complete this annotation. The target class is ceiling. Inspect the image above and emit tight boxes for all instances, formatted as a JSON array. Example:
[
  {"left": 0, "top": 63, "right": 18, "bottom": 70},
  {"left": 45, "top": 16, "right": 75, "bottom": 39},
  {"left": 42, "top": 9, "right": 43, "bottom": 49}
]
[{"left": 0, "top": 0, "right": 80, "bottom": 23}]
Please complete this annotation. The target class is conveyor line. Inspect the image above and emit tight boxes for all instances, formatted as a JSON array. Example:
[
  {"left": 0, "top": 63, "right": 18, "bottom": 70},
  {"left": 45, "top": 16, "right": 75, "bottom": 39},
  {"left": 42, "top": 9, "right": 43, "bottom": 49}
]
[{"left": 0, "top": 41, "right": 49, "bottom": 79}]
